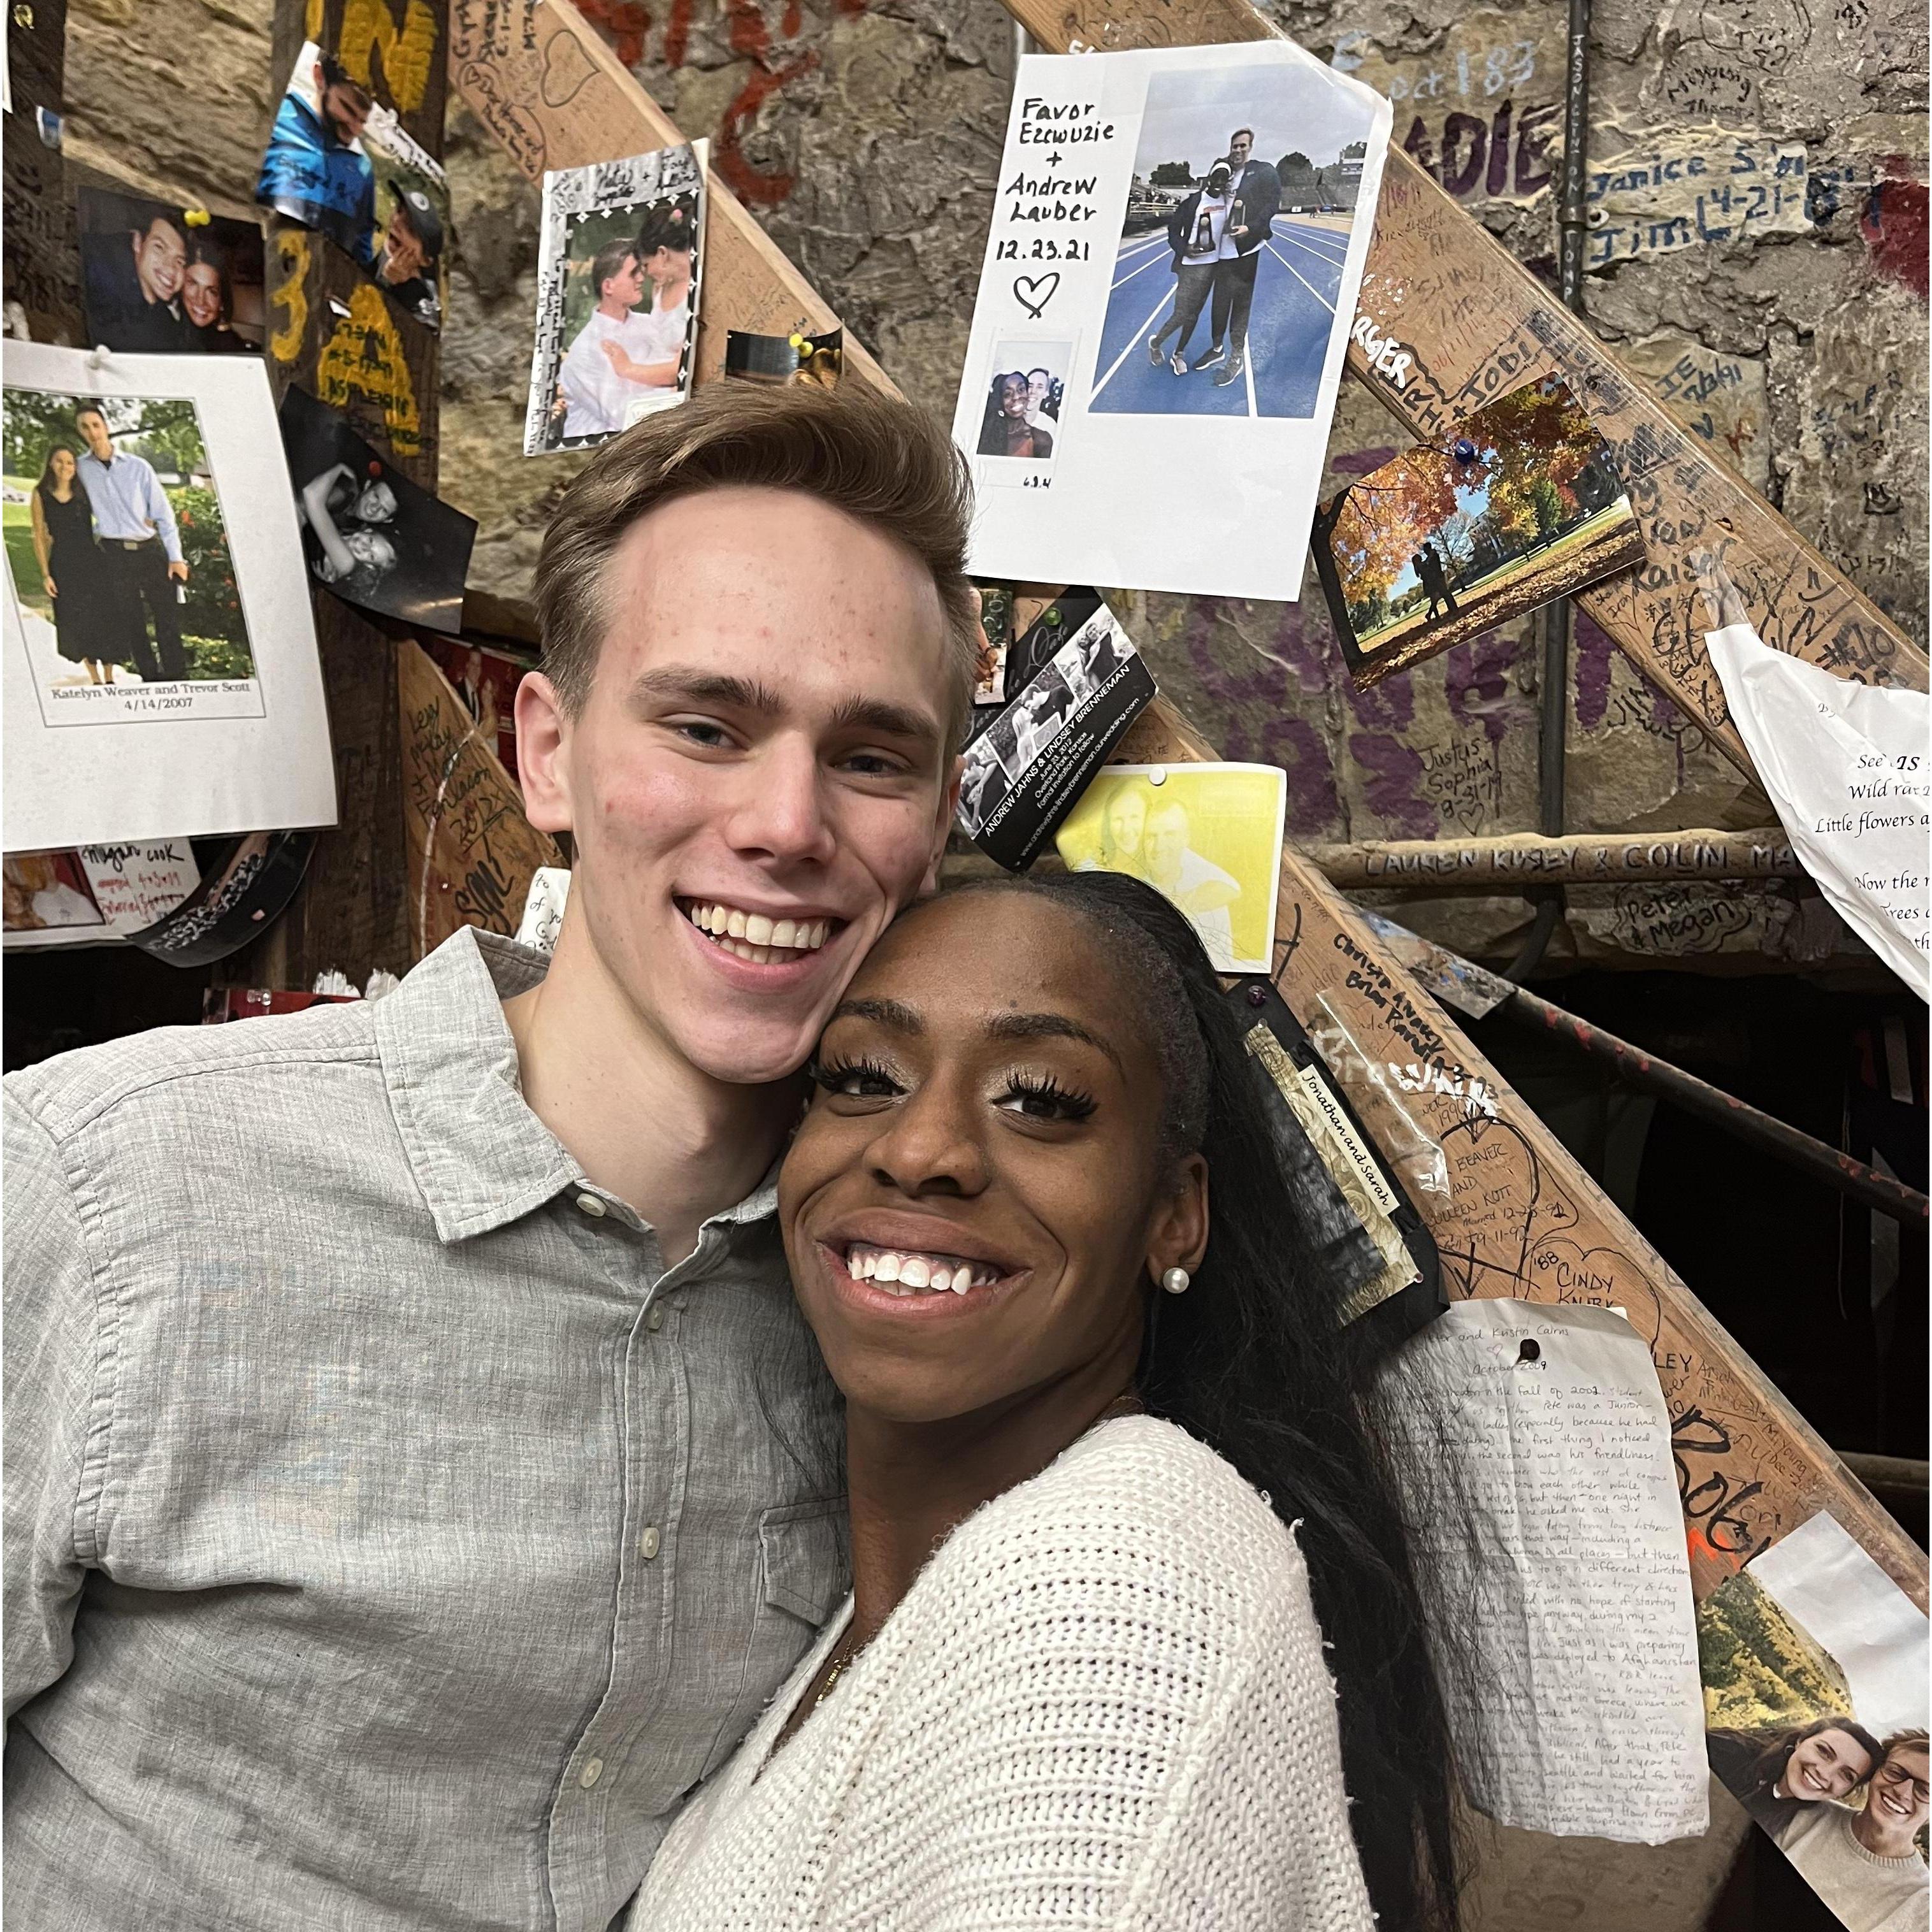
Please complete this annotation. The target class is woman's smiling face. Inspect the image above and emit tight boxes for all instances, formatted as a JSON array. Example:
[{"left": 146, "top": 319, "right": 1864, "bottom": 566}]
[
  {"left": 779, "top": 891, "right": 1205, "bottom": 1424},
  {"left": 1785, "top": 1727, "right": 1877, "bottom": 1801}
]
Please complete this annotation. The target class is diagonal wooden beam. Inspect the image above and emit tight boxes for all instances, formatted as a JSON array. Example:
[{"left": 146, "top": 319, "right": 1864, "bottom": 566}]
[
  {"left": 1000, "top": 0, "right": 1927, "bottom": 781},
  {"left": 448, "top": 0, "right": 891, "bottom": 394},
  {"left": 448, "top": 0, "right": 1925, "bottom": 1629}
]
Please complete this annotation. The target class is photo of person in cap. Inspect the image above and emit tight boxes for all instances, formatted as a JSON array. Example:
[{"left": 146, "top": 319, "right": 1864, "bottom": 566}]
[{"left": 376, "top": 184, "right": 443, "bottom": 328}]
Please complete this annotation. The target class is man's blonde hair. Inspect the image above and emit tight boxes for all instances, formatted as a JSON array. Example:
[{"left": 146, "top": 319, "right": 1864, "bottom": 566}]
[{"left": 535, "top": 382, "right": 979, "bottom": 747}]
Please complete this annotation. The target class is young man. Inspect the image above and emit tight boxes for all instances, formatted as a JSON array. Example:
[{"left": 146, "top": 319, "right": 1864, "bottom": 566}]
[
  {"left": 1778, "top": 1730, "right": 1929, "bottom": 1932},
  {"left": 3, "top": 382, "right": 979, "bottom": 1931},
  {"left": 555, "top": 227, "right": 686, "bottom": 443},
  {"left": 1196, "top": 126, "right": 1281, "bottom": 389},
  {"left": 92, "top": 209, "right": 195, "bottom": 352},
  {"left": 258, "top": 50, "right": 377, "bottom": 263},
  {"left": 376, "top": 184, "right": 444, "bottom": 328},
  {"left": 73, "top": 401, "right": 189, "bottom": 684}
]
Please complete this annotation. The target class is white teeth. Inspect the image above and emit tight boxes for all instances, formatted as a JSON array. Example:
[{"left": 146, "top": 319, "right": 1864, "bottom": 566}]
[
  {"left": 685, "top": 902, "right": 833, "bottom": 956},
  {"left": 844, "top": 1245, "right": 999, "bottom": 1295}
]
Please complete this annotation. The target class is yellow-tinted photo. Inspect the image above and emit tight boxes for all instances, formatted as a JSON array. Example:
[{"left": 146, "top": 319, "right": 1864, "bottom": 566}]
[{"left": 1055, "top": 762, "right": 1287, "bottom": 972}]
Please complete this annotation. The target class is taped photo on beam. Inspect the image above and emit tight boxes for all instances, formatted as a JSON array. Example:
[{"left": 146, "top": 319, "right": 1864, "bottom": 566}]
[{"left": 1311, "top": 373, "right": 1644, "bottom": 687}]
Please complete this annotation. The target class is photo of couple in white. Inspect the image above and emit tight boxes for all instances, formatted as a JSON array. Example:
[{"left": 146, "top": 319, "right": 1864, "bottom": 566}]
[{"left": 4, "top": 384, "right": 1457, "bottom": 1932}]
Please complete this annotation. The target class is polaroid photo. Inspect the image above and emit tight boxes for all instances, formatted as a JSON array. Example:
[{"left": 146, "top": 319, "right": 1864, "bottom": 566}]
[
  {"left": 525, "top": 141, "right": 707, "bottom": 455},
  {"left": 1055, "top": 761, "right": 1286, "bottom": 972},
  {"left": 280, "top": 384, "right": 476, "bottom": 636},
  {"left": 952, "top": 41, "right": 1390, "bottom": 598},
  {"left": 256, "top": 40, "right": 449, "bottom": 330},
  {"left": 971, "top": 333, "right": 1075, "bottom": 487},
  {"left": 1311, "top": 373, "right": 1645, "bottom": 688},
  {"left": 3, "top": 343, "right": 334, "bottom": 849},
  {"left": 955, "top": 603, "right": 1157, "bottom": 872},
  {"left": 78, "top": 188, "right": 266, "bottom": 356},
  {"left": 1699, "top": 1509, "right": 1929, "bottom": 1928}
]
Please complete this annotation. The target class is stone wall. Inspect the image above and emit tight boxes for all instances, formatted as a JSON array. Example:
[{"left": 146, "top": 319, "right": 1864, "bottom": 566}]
[{"left": 61, "top": 0, "right": 1928, "bottom": 970}]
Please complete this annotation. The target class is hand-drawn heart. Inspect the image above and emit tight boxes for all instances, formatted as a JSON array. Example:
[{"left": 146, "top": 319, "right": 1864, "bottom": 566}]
[
  {"left": 539, "top": 29, "right": 598, "bottom": 109},
  {"left": 1013, "top": 272, "right": 1061, "bottom": 320}
]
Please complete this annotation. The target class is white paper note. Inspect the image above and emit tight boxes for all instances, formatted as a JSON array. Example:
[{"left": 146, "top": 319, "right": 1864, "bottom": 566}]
[
  {"left": 1707, "top": 622, "right": 1930, "bottom": 999},
  {"left": 951, "top": 41, "right": 1389, "bottom": 600},
  {"left": 1376, "top": 1299, "right": 1710, "bottom": 1843}
]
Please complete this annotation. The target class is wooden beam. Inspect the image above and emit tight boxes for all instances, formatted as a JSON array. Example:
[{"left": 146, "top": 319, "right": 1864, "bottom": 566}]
[
  {"left": 224, "top": 0, "right": 455, "bottom": 991},
  {"left": 1000, "top": 0, "right": 1927, "bottom": 784},
  {"left": 446, "top": 0, "right": 1926, "bottom": 1628},
  {"left": 1302, "top": 828, "right": 1801, "bottom": 891},
  {"left": 448, "top": 0, "right": 891, "bottom": 394}
]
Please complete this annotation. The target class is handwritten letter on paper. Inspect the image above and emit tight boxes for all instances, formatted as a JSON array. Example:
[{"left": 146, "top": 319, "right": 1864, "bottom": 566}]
[
  {"left": 1376, "top": 1299, "right": 1709, "bottom": 1843},
  {"left": 1707, "top": 622, "right": 1931, "bottom": 999}
]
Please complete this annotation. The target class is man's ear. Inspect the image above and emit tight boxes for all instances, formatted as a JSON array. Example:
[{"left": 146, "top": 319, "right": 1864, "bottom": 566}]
[
  {"left": 919, "top": 751, "right": 963, "bottom": 897},
  {"left": 1145, "top": 1152, "right": 1209, "bottom": 1287},
  {"left": 514, "top": 672, "right": 576, "bottom": 836}
]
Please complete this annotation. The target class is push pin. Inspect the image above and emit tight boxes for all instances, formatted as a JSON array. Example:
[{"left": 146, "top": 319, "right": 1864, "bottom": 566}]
[
  {"left": 1515, "top": 1338, "right": 1541, "bottom": 1366},
  {"left": 184, "top": 207, "right": 212, "bottom": 227},
  {"left": 1148, "top": 765, "right": 1167, "bottom": 786}
]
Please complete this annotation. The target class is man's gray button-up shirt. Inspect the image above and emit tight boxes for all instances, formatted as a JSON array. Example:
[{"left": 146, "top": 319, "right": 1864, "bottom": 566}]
[{"left": 3, "top": 927, "right": 846, "bottom": 1931}]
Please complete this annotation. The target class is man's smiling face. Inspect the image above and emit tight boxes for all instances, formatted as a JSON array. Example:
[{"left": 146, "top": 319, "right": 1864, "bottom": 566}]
[{"left": 519, "top": 484, "right": 960, "bottom": 1087}]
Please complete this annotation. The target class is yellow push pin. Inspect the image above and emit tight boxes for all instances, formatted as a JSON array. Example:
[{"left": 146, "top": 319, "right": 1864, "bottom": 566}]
[{"left": 184, "top": 207, "right": 212, "bottom": 227}]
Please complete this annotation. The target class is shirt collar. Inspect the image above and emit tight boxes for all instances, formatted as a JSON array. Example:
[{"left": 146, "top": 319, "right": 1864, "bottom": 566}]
[{"left": 375, "top": 925, "right": 781, "bottom": 1245}]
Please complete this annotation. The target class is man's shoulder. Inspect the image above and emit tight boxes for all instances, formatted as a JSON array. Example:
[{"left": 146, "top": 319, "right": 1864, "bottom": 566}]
[{"left": 6, "top": 997, "right": 382, "bottom": 1146}]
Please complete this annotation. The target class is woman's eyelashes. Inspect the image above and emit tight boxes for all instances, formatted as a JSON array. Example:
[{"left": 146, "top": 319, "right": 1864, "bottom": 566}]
[
  {"left": 808, "top": 1053, "right": 904, "bottom": 1100},
  {"left": 805, "top": 1053, "right": 1097, "bottom": 1124},
  {"left": 993, "top": 1072, "right": 1097, "bottom": 1122}
]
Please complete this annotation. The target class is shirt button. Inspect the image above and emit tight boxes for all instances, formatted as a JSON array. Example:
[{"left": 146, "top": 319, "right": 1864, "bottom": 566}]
[
  {"left": 575, "top": 1193, "right": 607, "bottom": 1218},
  {"left": 639, "top": 1525, "right": 661, "bottom": 1560},
  {"left": 646, "top": 1306, "right": 664, "bottom": 1331},
  {"left": 580, "top": 1757, "right": 604, "bottom": 1789}
]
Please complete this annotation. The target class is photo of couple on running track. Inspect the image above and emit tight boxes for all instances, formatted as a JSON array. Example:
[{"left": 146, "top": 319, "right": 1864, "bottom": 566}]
[
  {"left": 953, "top": 43, "right": 1388, "bottom": 601},
  {"left": 1094, "top": 62, "right": 1377, "bottom": 421}
]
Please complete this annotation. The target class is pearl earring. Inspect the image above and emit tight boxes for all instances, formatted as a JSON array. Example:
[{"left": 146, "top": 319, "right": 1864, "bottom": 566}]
[{"left": 1161, "top": 1266, "right": 1191, "bottom": 1295}]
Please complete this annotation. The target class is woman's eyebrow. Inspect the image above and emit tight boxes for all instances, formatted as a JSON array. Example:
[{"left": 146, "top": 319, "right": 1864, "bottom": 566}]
[
  {"left": 986, "top": 1011, "right": 1123, "bottom": 1072},
  {"left": 829, "top": 997, "right": 923, "bottom": 1034}
]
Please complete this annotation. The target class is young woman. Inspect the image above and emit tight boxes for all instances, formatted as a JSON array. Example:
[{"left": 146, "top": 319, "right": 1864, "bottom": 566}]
[
  {"left": 1709, "top": 1717, "right": 1885, "bottom": 1835},
  {"left": 181, "top": 243, "right": 246, "bottom": 352},
  {"left": 29, "top": 443, "right": 115, "bottom": 684},
  {"left": 296, "top": 459, "right": 400, "bottom": 595},
  {"left": 978, "top": 371, "right": 1053, "bottom": 459},
  {"left": 596, "top": 199, "right": 697, "bottom": 397},
  {"left": 1148, "top": 161, "right": 1233, "bottom": 376},
  {"left": 631, "top": 872, "right": 1459, "bottom": 1931}
]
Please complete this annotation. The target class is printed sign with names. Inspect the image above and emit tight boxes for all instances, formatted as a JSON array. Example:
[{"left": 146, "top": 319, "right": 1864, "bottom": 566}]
[{"left": 951, "top": 41, "right": 1389, "bottom": 601}]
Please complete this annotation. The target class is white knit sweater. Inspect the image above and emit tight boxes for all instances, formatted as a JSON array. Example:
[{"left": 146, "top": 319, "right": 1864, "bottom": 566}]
[{"left": 628, "top": 1415, "right": 1374, "bottom": 1931}]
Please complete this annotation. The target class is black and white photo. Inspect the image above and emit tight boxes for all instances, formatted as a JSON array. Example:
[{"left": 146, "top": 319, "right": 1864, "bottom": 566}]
[
  {"left": 280, "top": 385, "right": 475, "bottom": 635},
  {"left": 956, "top": 605, "right": 1158, "bottom": 871}
]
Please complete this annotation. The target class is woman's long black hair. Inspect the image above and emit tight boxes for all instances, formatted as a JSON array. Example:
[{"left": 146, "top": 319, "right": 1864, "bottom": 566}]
[{"left": 941, "top": 868, "right": 1463, "bottom": 1932}]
